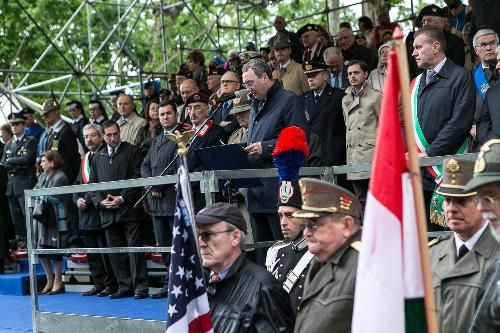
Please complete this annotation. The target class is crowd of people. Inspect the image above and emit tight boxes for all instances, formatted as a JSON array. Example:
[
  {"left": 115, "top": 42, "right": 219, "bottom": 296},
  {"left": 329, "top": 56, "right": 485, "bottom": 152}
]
[{"left": 0, "top": 1, "right": 499, "bottom": 331}]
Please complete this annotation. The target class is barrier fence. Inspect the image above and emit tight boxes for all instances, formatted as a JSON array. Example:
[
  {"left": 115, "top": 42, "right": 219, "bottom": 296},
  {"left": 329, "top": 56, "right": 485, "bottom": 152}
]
[{"left": 24, "top": 153, "right": 477, "bottom": 332}]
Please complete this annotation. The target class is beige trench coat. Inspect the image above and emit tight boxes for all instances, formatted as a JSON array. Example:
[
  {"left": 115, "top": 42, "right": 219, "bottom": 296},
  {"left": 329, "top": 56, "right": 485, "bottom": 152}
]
[{"left": 342, "top": 81, "right": 381, "bottom": 180}]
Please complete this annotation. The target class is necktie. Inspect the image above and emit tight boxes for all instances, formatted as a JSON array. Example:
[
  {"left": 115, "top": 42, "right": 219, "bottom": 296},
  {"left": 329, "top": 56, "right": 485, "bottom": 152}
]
[
  {"left": 109, "top": 148, "right": 115, "bottom": 159},
  {"left": 457, "top": 244, "right": 469, "bottom": 261},
  {"left": 426, "top": 69, "right": 435, "bottom": 85},
  {"left": 484, "top": 67, "right": 494, "bottom": 82},
  {"left": 118, "top": 117, "right": 127, "bottom": 126},
  {"left": 46, "top": 128, "right": 54, "bottom": 150},
  {"left": 304, "top": 49, "right": 312, "bottom": 62},
  {"left": 333, "top": 73, "right": 340, "bottom": 88},
  {"left": 314, "top": 94, "right": 320, "bottom": 104}
]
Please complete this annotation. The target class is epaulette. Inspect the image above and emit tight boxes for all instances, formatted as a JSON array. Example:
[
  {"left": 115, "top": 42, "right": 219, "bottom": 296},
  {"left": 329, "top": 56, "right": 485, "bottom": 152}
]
[
  {"left": 350, "top": 241, "right": 361, "bottom": 252},
  {"left": 428, "top": 237, "right": 444, "bottom": 247}
]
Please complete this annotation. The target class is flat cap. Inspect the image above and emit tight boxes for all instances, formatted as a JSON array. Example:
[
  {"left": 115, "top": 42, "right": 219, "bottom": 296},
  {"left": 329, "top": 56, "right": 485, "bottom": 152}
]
[
  {"left": 465, "top": 139, "right": 500, "bottom": 191},
  {"left": 436, "top": 157, "right": 477, "bottom": 197},
  {"left": 195, "top": 202, "right": 247, "bottom": 233},
  {"left": 293, "top": 178, "right": 361, "bottom": 219}
]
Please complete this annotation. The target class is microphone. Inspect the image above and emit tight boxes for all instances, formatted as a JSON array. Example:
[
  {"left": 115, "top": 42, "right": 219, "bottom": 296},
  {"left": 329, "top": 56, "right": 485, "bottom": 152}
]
[{"left": 209, "top": 91, "right": 242, "bottom": 107}]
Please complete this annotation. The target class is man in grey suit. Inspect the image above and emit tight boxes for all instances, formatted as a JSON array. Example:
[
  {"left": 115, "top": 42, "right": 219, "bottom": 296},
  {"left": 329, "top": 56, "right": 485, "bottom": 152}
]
[{"left": 0, "top": 113, "right": 36, "bottom": 249}]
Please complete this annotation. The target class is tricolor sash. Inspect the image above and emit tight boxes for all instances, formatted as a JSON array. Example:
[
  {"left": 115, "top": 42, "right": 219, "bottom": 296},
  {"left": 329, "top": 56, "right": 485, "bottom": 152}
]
[
  {"left": 81, "top": 152, "right": 91, "bottom": 184},
  {"left": 410, "top": 74, "right": 468, "bottom": 226},
  {"left": 474, "top": 66, "right": 490, "bottom": 99}
]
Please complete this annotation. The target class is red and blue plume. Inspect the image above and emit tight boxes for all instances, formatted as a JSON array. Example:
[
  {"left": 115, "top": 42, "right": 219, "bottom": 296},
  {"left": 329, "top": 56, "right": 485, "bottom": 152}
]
[{"left": 272, "top": 126, "right": 309, "bottom": 182}]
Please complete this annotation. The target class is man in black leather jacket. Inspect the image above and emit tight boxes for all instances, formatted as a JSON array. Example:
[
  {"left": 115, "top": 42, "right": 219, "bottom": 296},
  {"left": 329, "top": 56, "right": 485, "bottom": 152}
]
[{"left": 195, "top": 202, "right": 295, "bottom": 333}]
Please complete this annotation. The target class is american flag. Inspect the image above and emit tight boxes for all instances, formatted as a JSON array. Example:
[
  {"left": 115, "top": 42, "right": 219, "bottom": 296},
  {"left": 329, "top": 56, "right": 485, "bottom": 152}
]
[{"left": 166, "top": 167, "right": 213, "bottom": 333}]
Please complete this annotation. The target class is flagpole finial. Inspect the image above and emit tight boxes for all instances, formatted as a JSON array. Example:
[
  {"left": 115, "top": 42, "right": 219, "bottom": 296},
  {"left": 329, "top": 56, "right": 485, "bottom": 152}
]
[
  {"left": 167, "top": 130, "right": 194, "bottom": 156},
  {"left": 392, "top": 26, "right": 404, "bottom": 40}
]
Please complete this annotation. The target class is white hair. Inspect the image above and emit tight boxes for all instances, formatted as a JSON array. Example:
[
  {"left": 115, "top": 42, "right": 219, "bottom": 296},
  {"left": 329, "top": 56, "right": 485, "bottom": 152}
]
[
  {"left": 323, "top": 46, "right": 343, "bottom": 61},
  {"left": 473, "top": 29, "right": 499, "bottom": 48}
]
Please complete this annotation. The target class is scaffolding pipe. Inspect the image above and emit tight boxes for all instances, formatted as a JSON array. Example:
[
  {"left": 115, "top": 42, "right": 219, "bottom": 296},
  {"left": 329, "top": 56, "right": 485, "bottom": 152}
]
[
  {"left": 81, "top": 0, "right": 138, "bottom": 73},
  {"left": 181, "top": 0, "right": 220, "bottom": 51},
  {"left": 11, "top": 74, "right": 72, "bottom": 93},
  {"left": 86, "top": 1, "right": 95, "bottom": 95},
  {"left": 15, "top": 0, "right": 86, "bottom": 88},
  {"left": 160, "top": 0, "right": 168, "bottom": 69}
]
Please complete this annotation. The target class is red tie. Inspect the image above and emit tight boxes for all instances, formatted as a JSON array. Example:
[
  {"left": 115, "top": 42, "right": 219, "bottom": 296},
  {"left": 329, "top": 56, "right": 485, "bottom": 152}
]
[{"left": 304, "top": 49, "right": 312, "bottom": 61}]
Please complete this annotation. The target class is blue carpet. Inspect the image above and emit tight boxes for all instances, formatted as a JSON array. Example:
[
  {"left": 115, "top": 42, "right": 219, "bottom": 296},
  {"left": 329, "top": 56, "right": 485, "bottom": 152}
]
[{"left": 0, "top": 293, "right": 167, "bottom": 333}]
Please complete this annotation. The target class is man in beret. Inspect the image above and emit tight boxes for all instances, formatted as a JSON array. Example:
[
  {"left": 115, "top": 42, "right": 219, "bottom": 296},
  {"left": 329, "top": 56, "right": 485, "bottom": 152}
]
[
  {"left": 196, "top": 202, "right": 294, "bottom": 332},
  {"left": 297, "top": 24, "right": 325, "bottom": 64},
  {"left": 465, "top": 139, "right": 500, "bottom": 333},
  {"left": 0, "top": 113, "right": 36, "bottom": 249},
  {"left": 428, "top": 157, "right": 498, "bottom": 333},
  {"left": 19, "top": 107, "right": 44, "bottom": 143},
  {"left": 293, "top": 178, "right": 362, "bottom": 333},
  {"left": 272, "top": 33, "right": 310, "bottom": 96},
  {"left": 185, "top": 92, "right": 226, "bottom": 211}
]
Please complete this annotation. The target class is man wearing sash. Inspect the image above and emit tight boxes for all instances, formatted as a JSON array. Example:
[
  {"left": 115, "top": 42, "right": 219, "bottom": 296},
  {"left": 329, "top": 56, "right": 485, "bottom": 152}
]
[
  {"left": 411, "top": 26, "right": 475, "bottom": 229},
  {"left": 74, "top": 124, "right": 117, "bottom": 297},
  {"left": 470, "top": 29, "right": 499, "bottom": 152}
]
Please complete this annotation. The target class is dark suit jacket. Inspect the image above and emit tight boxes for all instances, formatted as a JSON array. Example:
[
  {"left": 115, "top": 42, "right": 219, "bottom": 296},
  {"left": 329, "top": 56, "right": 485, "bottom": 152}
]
[
  {"left": 1, "top": 136, "right": 36, "bottom": 196},
  {"left": 72, "top": 117, "right": 90, "bottom": 152},
  {"left": 327, "top": 67, "right": 349, "bottom": 90},
  {"left": 445, "top": 31, "right": 465, "bottom": 67},
  {"left": 477, "top": 82, "right": 500, "bottom": 144},
  {"left": 300, "top": 84, "right": 346, "bottom": 167},
  {"left": 38, "top": 121, "right": 80, "bottom": 184},
  {"left": 89, "top": 141, "right": 143, "bottom": 227},
  {"left": 342, "top": 44, "right": 373, "bottom": 70},
  {"left": 416, "top": 58, "right": 475, "bottom": 190}
]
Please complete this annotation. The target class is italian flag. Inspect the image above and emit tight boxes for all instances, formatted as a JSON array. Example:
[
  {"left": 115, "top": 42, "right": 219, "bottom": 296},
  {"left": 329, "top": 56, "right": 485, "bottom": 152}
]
[{"left": 352, "top": 47, "right": 428, "bottom": 332}]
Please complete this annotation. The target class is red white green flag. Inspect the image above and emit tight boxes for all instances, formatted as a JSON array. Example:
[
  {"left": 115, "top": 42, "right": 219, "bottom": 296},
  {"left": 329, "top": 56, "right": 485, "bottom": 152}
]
[{"left": 352, "top": 47, "right": 427, "bottom": 333}]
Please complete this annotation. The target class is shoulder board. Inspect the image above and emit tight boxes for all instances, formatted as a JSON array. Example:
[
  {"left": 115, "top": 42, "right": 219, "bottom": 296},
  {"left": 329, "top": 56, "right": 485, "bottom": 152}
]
[
  {"left": 427, "top": 237, "right": 443, "bottom": 247},
  {"left": 350, "top": 241, "right": 361, "bottom": 252}
]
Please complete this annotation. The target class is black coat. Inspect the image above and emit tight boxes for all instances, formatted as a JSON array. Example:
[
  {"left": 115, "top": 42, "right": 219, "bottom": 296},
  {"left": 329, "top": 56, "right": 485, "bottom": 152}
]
[
  {"left": 477, "top": 82, "right": 500, "bottom": 144},
  {"left": 207, "top": 253, "right": 295, "bottom": 333},
  {"left": 73, "top": 149, "right": 102, "bottom": 231},
  {"left": 141, "top": 127, "right": 182, "bottom": 217},
  {"left": 38, "top": 121, "right": 80, "bottom": 184},
  {"left": 415, "top": 59, "right": 475, "bottom": 191},
  {"left": 301, "top": 84, "right": 346, "bottom": 166},
  {"left": 445, "top": 31, "right": 465, "bottom": 68},
  {"left": 246, "top": 82, "right": 310, "bottom": 213},
  {"left": 1, "top": 136, "right": 37, "bottom": 196},
  {"left": 343, "top": 44, "right": 373, "bottom": 70},
  {"left": 470, "top": 0, "right": 500, "bottom": 61},
  {"left": 89, "top": 142, "right": 144, "bottom": 227},
  {"left": 72, "top": 117, "right": 90, "bottom": 152}
]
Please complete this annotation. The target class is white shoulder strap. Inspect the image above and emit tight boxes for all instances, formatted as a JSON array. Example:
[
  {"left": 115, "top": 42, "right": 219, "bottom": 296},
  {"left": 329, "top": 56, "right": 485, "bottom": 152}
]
[{"left": 283, "top": 250, "right": 314, "bottom": 293}]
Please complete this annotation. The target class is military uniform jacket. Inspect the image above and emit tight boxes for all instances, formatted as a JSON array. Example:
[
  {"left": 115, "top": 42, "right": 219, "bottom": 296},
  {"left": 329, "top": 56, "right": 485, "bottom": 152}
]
[
  {"left": 89, "top": 142, "right": 143, "bottom": 227},
  {"left": 269, "top": 237, "right": 310, "bottom": 313},
  {"left": 294, "top": 230, "right": 361, "bottom": 333},
  {"left": 273, "top": 60, "right": 310, "bottom": 97},
  {"left": 301, "top": 84, "right": 346, "bottom": 167},
  {"left": 246, "top": 81, "right": 310, "bottom": 213},
  {"left": 1, "top": 136, "right": 36, "bottom": 196},
  {"left": 342, "top": 81, "right": 380, "bottom": 180},
  {"left": 429, "top": 227, "right": 499, "bottom": 333},
  {"left": 415, "top": 59, "right": 475, "bottom": 191},
  {"left": 141, "top": 126, "right": 184, "bottom": 217},
  {"left": 38, "top": 121, "right": 80, "bottom": 184}
]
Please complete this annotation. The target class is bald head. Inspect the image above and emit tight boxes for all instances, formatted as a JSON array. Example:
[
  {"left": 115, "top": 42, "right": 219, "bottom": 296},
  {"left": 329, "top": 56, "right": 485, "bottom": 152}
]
[
  {"left": 338, "top": 27, "right": 355, "bottom": 50},
  {"left": 180, "top": 79, "right": 199, "bottom": 102}
]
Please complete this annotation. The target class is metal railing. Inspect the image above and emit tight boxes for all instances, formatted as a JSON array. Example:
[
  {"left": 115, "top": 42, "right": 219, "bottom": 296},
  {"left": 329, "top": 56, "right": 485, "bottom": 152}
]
[{"left": 24, "top": 153, "right": 474, "bottom": 332}]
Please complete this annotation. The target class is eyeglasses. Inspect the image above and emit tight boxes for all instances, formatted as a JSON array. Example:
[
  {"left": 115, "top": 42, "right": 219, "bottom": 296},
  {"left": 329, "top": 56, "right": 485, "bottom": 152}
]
[
  {"left": 474, "top": 194, "right": 498, "bottom": 207},
  {"left": 242, "top": 80, "right": 256, "bottom": 89},
  {"left": 477, "top": 40, "right": 497, "bottom": 49},
  {"left": 220, "top": 80, "right": 239, "bottom": 85},
  {"left": 197, "top": 229, "right": 232, "bottom": 242}
]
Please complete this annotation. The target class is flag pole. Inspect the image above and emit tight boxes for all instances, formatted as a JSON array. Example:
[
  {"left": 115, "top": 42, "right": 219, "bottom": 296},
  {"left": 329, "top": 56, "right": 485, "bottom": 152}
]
[{"left": 392, "top": 27, "right": 439, "bottom": 333}]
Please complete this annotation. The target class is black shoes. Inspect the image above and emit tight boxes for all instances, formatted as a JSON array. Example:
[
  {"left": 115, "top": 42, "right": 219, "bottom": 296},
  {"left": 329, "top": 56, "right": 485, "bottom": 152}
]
[
  {"left": 109, "top": 290, "right": 134, "bottom": 299},
  {"left": 81, "top": 286, "right": 104, "bottom": 296},
  {"left": 97, "top": 286, "right": 117, "bottom": 297},
  {"left": 150, "top": 288, "right": 168, "bottom": 299},
  {"left": 134, "top": 291, "right": 149, "bottom": 299}
]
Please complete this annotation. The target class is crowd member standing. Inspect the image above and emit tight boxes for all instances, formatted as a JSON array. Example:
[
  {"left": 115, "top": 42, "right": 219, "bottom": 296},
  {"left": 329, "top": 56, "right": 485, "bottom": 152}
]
[
  {"left": 268, "top": 16, "right": 302, "bottom": 64},
  {"left": 1, "top": 113, "right": 36, "bottom": 249},
  {"left": 241, "top": 58, "right": 309, "bottom": 265},
  {"left": 187, "top": 49, "right": 208, "bottom": 92},
  {"left": 67, "top": 100, "right": 89, "bottom": 153},
  {"left": 213, "top": 70, "right": 240, "bottom": 137},
  {"left": 196, "top": 203, "right": 295, "bottom": 332},
  {"left": 272, "top": 34, "right": 310, "bottom": 96},
  {"left": 429, "top": 157, "right": 499, "bottom": 333},
  {"left": 342, "top": 60, "right": 380, "bottom": 209},
  {"left": 227, "top": 89, "right": 251, "bottom": 145},
  {"left": 469, "top": 0, "right": 500, "bottom": 60},
  {"left": 293, "top": 178, "right": 362, "bottom": 333},
  {"left": 75, "top": 124, "right": 117, "bottom": 297},
  {"left": 116, "top": 94, "right": 147, "bottom": 146},
  {"left": 207, "top": 67, "right": 223, "bottom": 100},
  {"left": 300, "top": 61, "right": 346, "bottom": 169},
  {"left": 37, "top": 97, "right": 80, "bottom": 184},
  {"left": 88, "top": 100, "right": 108, "bottom": 127},
  {"left": 141, "top": 101, "right": 183, "bottom": 299},
  {"left": 19, "top": 108, "right": 44, "bottom": 143},
  {"left": 323, "top": 47, "right": 349, "bottom": 90},
  {"left": 298, "top": 24, "right": 325, "bottom": 64},
  {"left": 89, "top": 120, "right": 149, "bottom": 300},
  {"left": 337, "top": 28, "right": 373, "bottom": 68},
  {"left": 478, "top": 46, "right": 500, "bottom": 144},
  {"left": 178, "top": 79, "right": 199, "bottom": 124},
  {"left": 371, "top": 7, "right": 400, "bottom": 48},
  {"left": 367, "top": 43, "right": 391, "bottom": 92},
  {"left": 411, "top": 26, "right": 475, "bottom": 228}
]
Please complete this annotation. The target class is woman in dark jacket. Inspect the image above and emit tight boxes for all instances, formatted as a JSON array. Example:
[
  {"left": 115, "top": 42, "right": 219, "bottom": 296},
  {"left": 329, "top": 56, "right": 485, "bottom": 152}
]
[{"left": 33, "top": 150, "right": 68, "bottom": 294}]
